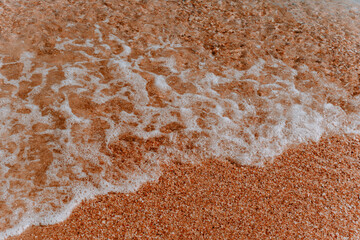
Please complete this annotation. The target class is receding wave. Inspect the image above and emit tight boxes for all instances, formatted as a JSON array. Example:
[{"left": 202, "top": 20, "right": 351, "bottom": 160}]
[{"left": 1, "top": 0, "right": 360, "bottom": 238}]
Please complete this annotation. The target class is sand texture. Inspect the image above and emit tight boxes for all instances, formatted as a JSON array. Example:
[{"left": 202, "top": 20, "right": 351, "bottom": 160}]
[
  {"left": 9, "top": 135, "right": 360, "bottom": 239},
  {"left": 1, "top": 0, "right": 360, "bottom": 239}
]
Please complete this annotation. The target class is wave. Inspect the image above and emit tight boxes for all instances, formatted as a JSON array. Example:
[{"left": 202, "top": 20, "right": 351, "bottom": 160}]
[{"left": 1, "top": 0, "right": 360, "bottom": 238}]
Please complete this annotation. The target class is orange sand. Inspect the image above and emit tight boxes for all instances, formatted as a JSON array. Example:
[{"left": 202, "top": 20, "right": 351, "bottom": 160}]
[
  {"left": 10, "top": 135, "right": 360, "bottom": 239},
  {"left": 2, "top": 0, "right": 360, "bottom": 239}
]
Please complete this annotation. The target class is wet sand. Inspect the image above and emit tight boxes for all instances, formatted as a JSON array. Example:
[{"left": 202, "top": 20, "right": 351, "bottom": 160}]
[
  {"left": 10, "top": 135, "right": 360, "bottom": 239},
  {"left": 2, "top": 0, "right": 360, "bottom": 239}
]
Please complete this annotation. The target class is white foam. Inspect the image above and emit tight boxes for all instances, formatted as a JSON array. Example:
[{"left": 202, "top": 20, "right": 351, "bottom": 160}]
[
  {"left": 94, "top": 24, "right": 103, "bottom": 42},
  {"left": 2, "top": 27, "right": 360, "bottom": 240},
  {"left": 246, "top": 58, "right": 265, "bottom": 77},
  {"left": 154, "top": 75, "right": 171, "bottom": 92}
]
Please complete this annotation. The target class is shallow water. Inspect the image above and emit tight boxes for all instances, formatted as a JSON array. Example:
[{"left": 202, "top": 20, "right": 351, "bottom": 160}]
[{"left": 1, "top": 0, "right": 360, "bottom": 238}]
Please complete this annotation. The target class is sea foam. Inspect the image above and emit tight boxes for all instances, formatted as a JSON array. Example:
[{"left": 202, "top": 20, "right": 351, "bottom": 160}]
[{"left": 1, "top": 20, "right": 360, "bottom": 240}]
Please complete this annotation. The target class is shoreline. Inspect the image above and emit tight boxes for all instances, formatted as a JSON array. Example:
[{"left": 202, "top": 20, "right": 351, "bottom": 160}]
[
  {"left": 2, "top": 0, "right": 360, "bottom": 238},
  {"left": 10, "top": 135, "right": 360, "bottom": 239}
]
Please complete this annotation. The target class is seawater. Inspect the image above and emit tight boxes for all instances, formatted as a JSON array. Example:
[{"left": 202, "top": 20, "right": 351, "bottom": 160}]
[{"left": 1, "top": 2, "right": 360, "bottom": 239}]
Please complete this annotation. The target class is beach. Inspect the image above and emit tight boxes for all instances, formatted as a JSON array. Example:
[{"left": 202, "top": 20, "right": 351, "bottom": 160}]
[
  {"left": 1, "top": 0, "right": 360, "bottom": 239},
  {"left": 10, "top": 135, "right": 360, "bottom": 239}
]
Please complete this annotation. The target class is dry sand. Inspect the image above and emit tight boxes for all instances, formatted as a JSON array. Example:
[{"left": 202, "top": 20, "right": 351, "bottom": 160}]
[{"left": 10, "top": 135, "right": 360, "bottom": 239}]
